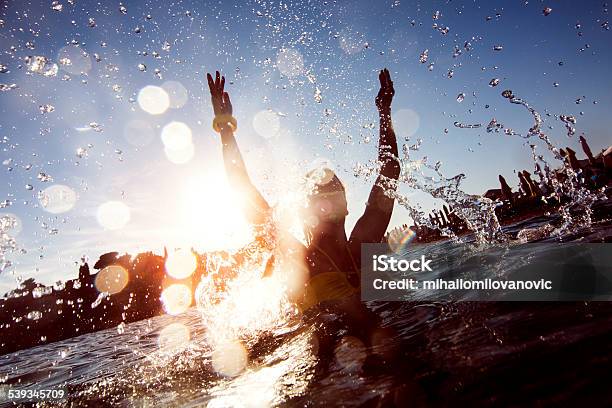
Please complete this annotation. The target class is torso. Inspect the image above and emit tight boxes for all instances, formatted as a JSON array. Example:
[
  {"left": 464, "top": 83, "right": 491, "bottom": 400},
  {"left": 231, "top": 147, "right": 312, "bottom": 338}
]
[{"left": 305, "top": 241, "right": 360, "bottom": 286}]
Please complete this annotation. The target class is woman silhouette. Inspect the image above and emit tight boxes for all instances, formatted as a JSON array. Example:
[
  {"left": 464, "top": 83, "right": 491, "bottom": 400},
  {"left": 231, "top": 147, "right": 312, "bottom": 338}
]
[{"left": 206, "top": 69, "right": 400, "bottom": 318}]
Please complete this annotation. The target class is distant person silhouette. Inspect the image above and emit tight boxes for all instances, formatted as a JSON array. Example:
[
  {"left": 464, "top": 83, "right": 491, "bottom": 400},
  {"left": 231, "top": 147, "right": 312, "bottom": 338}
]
[{"left": 206, "top": 69, "right": 400, "bottom": 326}]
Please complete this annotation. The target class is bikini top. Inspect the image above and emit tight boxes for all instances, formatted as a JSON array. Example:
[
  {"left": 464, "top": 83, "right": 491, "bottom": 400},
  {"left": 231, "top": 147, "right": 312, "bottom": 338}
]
[{"left": 298, "top": 243, "right": 360, "bottom": 311}]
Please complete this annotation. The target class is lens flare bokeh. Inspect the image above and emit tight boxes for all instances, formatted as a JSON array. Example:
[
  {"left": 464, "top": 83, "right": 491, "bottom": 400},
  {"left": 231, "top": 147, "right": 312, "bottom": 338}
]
[{"left": 94, "top": 265, "right": 129, "bottom": 295}]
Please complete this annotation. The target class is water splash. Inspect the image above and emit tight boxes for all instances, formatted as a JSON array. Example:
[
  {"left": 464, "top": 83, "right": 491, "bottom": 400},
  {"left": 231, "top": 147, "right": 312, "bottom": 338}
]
[
  {"left": 353, "top": 144, "right": 507, "bottom": 246},
  {"left": 396, "top": 162, "right": 507, "bottom": 245},
  {"left": 456, "top": 89, "right": 604, "bottom": 237},
  {"left": 195, "top": 234, "right": 298, "bottom": 350}
]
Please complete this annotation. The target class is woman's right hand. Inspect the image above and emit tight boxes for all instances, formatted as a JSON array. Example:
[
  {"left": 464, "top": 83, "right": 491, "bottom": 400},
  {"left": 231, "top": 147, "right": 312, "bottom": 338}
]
[{"left": 207, "top": 71, "right": 232, "bottom": 117}]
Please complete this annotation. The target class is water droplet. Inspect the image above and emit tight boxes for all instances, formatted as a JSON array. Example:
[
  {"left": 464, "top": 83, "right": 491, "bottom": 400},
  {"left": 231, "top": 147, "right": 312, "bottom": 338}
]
[
  {"left": 76, "top": 147, "right": 88, "bottom": 158},
  {"left": 137, "top": 63, "right": 146, "bottom": 72},
  {"left": 456, "top": 93, "right": 465, "bottom": 103},
  {"left": 543, "top": 7, "right": 553, "bottom": 16},
  {"left": 27, "top": 311, "right": 43, "bottom": 320},
  {"left": 501, "top": 89, "right": 514, "bottom": 99},
  {"left": 298, "top": 68, "right": 314, "bottom": 85},
  {"left": 314, "top": 87, "right": 323, "bottom": 103},
  {"left": 119, "top": 4, "right": 127, "bottom": 14},
  {"left": 560, "top": 114, "right": 576, "bottom": 124},
  {"left": 91, "top": 292, "right": 108, "bottom": 308},
  {"left": 489, "top": 78, "right": 500, "bottom": 87},
  {"left": 493, "top": 45, "right": 503, "bottom": 51},
  {"left": 25, "top": 184, "right": 33, "bottom": 191},
  {"left": 452, "top": 45, "right": 462, "bottom": 58},
  {"left": 51, "top": 1, "right": 63, "bottom": 12},
  {"left": 553, "top": 82, "right": 559, "bottom": 87},
  {"left": 39, "top": 104, "right": 55, "bottom": 114},
  {"left": 447, "top": 69, "right": 454, "bottom": 78},
  {"left": 25, "top": 56, "right": 58, "bottom": 77},
  {"left": 419, "top": 49, "right": 429, "bottom": 63},
  {"left": 453, "top": 121, "right": 482, "bottom": 129},
  {"left": 37, "top": 172, "right": 53, "bottom": 182},
  {"left": 0, "top": 83, "right": 17, "bottom": 91},
  {"left": 88, "top": 17, "right": 96, "bottom": 27}
]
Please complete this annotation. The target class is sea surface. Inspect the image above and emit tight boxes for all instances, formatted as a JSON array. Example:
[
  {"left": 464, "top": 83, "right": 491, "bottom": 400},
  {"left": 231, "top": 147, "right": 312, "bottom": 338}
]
[{"left": 1, "top": 212, "right": 612, "bottom": 407}]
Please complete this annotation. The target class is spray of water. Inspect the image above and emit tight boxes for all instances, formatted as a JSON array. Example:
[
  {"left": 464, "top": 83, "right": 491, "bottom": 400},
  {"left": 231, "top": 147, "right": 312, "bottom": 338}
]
[
  {"left": 354, "top": 137, "right": 508, "bottom": 246},
  {"left": 195, "top": 223, "right": 300, "bottom": 351},
  {"left": 501, "top": 90, "right": 606, "bottom": 235}
]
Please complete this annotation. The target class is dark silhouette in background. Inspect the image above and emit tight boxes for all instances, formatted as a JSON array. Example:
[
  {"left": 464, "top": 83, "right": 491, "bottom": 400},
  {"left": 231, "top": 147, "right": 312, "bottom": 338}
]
[{"left": 0, "top": 250, "right": 209, "bottom": 354}]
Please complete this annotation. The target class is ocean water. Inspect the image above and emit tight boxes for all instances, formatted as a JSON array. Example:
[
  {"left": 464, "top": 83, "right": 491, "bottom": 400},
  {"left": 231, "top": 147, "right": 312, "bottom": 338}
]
[{"left": 1, "top": 212, "right": 611, "bottom": 407}]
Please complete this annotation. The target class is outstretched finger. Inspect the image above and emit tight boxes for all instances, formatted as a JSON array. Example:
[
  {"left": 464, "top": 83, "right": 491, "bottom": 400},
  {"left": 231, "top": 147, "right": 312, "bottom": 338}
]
[
  {"left": 207, "top": 73, "right": 214, "bottom": 92},
  {"left": 215, "top": 71, "right": 220, "bottom": 88},
  {"left": 221, "top": 76, "right": 225, "bottom": 93},
  {"left": 379, "top": 70, "right": 384, "bottom": 86}
]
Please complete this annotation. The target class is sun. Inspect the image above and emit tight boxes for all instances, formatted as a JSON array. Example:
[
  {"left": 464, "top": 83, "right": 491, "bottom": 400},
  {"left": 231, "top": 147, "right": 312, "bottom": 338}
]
[{"left": 177, "top": 171, "right": 253, "bottom": 252}]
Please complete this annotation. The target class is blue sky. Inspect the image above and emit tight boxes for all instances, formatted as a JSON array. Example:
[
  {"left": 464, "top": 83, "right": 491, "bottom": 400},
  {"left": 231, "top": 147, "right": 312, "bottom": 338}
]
[{"left": 0, "top": 0, "right": 611, "bottom": 292}]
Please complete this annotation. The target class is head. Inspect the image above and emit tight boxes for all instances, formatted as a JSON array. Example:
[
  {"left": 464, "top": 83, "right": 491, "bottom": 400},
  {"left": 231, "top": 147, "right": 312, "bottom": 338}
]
[{"left": 303, "top": 168, "right": 348, "bottom": 243}]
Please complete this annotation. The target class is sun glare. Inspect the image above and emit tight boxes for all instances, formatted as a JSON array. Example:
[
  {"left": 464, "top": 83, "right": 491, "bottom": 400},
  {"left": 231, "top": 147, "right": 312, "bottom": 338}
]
[{"left": 178, "top": 173, "right": 253, "bottom": 251}]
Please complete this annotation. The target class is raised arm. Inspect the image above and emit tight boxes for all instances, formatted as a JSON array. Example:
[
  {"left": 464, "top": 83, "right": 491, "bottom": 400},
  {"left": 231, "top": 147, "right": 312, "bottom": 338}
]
[
  {"left": 350, "top": 69, "right": 401, "bottom": 246},
  {"left": 207, "top": 71, "right": 270, "bottom": 225}
]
